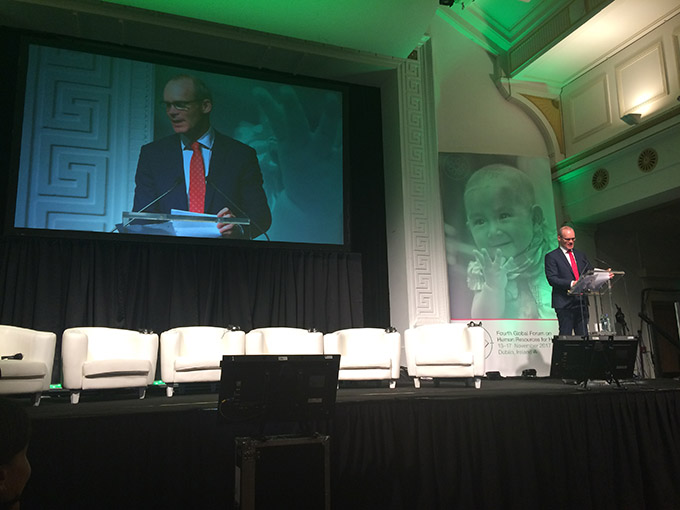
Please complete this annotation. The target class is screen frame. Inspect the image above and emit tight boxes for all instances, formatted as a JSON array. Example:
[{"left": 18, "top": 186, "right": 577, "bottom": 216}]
[{"left": 4, "top": 30, "right": 352, "bottom": 250}]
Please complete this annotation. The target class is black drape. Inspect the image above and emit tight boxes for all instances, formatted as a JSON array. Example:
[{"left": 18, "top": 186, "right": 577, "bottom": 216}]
[
  {"left": 330, "top": 391, "right": 680, "bottom": 510},
  {"left": 21, "top": 387, "right": 680, "bottom": 510},
  {"left": 0, "top": 237, "right": 363, "bottom": 380}
]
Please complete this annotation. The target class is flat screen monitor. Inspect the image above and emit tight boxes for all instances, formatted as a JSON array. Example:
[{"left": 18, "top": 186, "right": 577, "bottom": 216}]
[
  {"left": 218, "top": 354, "right": 340, "bottom": 425},
  {"left": 549, "top": 336, "right": 638, "bottom": 381},
  {"left": 7, "top": 35, "right": 347, "bottom": 245}
]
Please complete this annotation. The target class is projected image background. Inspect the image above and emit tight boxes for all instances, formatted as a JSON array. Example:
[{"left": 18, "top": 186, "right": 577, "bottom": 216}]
[{"left": 14, "top": 43, "right": 344, "bottom": 244}]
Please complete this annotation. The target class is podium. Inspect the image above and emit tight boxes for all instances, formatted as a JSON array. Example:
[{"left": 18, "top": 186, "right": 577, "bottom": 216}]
[
  {"left": 569, "top": 269, "right": 625, "bottom": 335},
  {"left": 115, "top": 211, "right": 251, "bottom": 238},
  {"left": 555, "top": 269, "right": 635, "bottom": 388}
]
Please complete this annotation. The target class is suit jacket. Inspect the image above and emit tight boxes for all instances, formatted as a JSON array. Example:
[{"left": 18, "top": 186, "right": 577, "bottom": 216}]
[
  {"left": 544, "top": 247, "right": 591, "bottom": 309},
  {"left": 133, "top": 131, "right": 271, "bottom": 238}
]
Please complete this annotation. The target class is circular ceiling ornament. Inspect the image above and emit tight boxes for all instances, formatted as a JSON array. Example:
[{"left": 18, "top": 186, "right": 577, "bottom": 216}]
[
  {"left": 638, "top": 148, "right": 658, "bottom": 173},
  {"left": 592, "top": 168, "right": 609, "bottom": 191}
]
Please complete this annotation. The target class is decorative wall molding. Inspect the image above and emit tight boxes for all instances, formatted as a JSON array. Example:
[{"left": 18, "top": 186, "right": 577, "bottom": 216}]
[
  {"left": 615, "top": 40, "right": 668, "bottom": 116},
  {"left": 566, "top": 74, "right": 612, "bottom": 143},
  {"left": 561, "top": 13, "right": 680, "bottom": 158},
  {"left": 397, "top": 38, "right": 450, "bottom": 327},
  {"left": 493, "top": 74, "right": 566, "bottom": 164}
]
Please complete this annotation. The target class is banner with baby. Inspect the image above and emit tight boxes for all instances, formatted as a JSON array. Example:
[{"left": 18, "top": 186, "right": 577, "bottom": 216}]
[{"left": 440, "top": 152, "right": 559, "bottom": 376}]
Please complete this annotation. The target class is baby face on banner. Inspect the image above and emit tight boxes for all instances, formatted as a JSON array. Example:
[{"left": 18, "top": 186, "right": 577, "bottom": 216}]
[{"left": 464, "top": 165, "right": 542, "bottom": 262}]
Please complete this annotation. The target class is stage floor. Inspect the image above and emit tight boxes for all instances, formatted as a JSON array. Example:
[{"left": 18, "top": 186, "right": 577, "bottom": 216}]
[{"left": 23, "top": 375, "right": 680, "bottom": 418}]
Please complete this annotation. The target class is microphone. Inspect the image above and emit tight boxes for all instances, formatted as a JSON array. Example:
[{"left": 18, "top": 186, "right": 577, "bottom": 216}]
[
  {"left": 595, "top": 257, "right": 611, "bottom": 269},
  {"left": 1, "top": 353, "right": 23, "bottom": 360},
  {"left": 205, "top": 176, "right": 270, "bottom": 241},
  {"left": 220, "top": 324, "right": 241, "bottom": 340},
  {"left": 113, "top": 177, "right": 183, "bottom": 232}
]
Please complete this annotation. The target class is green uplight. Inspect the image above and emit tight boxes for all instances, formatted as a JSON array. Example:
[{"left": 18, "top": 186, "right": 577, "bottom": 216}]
[
  {"left": 49, "top": 384, "right": 62, "bottom": 389},
  {"left": 153, "top": 380, "right": 166, "bottom": 386}
]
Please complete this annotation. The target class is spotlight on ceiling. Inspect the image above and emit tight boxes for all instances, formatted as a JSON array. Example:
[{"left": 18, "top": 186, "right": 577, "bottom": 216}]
[
  {"left": 439, "top": 0, "right": 475, "bottom": 8},
  {"left": 621, "top": 113, "right": 642, "bottom": 126}
]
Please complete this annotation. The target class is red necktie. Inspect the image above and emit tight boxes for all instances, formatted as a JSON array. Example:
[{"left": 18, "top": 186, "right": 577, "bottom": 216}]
[
  {"left": 568, "top": 249, "right": 579, "bottom": 280},
  {"left": 189, "top": 141, "right": 205, "bottom": 213}
]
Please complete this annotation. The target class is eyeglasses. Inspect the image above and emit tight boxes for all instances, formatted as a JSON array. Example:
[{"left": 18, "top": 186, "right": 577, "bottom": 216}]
[
  {"left": 561, "top": 237, "right": 575, "bottom": 241},
  {"left": 160, "top": 100, "right": 202, "bottom": 111}
]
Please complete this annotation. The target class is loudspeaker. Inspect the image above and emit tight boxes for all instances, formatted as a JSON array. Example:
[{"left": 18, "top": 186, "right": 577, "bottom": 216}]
[{"left": 549, "top": 336, "right": 638, "bottom": 381}]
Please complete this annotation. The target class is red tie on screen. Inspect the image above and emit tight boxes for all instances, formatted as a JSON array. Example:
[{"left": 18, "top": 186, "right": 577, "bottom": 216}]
[
  {"left": 189, "top": 141, "right": 205, "bottom": 213},
  {"left": 568, "top": 249, "right": 579, "bottom": 280}
]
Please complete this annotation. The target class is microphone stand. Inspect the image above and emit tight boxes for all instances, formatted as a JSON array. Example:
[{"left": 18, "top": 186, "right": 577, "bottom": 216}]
[{"left": 112, "top": 177, "right": 182, "bottom": 232}]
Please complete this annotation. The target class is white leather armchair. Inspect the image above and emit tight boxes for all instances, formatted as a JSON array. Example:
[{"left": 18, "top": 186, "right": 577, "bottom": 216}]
[
  {"left": 245, "top": 327, "right": 324, "bottom": 355},
  {"left": 324, "top": 328, "right": 401, "bottom": 388},
  {"left": 160, "top": 326, "right": 245, "bottom": 397},
  {"left": 0, "top": 325, "right": 56, "bottom": 406},
  {"left": 61, "top": 327, "right": 159, "bottom": 404},
  {"left": 404, "top": 323, "right": 486, "bottom": 389}
]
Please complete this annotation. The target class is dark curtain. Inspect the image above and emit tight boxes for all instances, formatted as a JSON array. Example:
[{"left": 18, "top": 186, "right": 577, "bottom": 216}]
[
  {"left": 330, "top": 391, "right": 680, "bottom": 510},
  {"left": 21, "top": 388, "right": 680, "bottom": 510},
  {"left": 0, "top": 237, "right": 363, "bottom": 380}
]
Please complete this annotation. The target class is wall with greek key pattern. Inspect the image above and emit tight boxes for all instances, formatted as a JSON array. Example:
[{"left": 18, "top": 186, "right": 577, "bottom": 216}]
[
  {"left": 387, "top": 38, "right": 450, "bottom": 332},
  {"left": 15, "top": 45, "right": 153, "bottom": 232}
]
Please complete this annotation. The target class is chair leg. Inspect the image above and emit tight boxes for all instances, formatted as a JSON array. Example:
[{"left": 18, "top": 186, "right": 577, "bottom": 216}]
[
  {"left": 413, "top": 377, "right": 421, "bottom": 389},
  {"left": 466, "top": 377, "right": 482, "bottom": 389},
  {"left": 139, "top": 387, "right": 146, "bottom": 400},
  {"left": 166, "top": 385, "right": 175, "bottom": 398},
  {"left": 389, "top": 380, "right": 397, "bottom": 389},
  {"left": 70, "top": 391, "right": 80, "bottom": 404},
  {"left": 32, "top": 392, "right": 41, "bottom": 407}
]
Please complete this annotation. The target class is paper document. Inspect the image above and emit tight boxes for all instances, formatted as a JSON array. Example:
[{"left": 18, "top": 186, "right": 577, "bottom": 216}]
[{"left": 170, "top": 209, "right": 222, "bottom": 238}]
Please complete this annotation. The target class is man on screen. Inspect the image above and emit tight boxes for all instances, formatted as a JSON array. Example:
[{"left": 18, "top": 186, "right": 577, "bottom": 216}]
[
  {"left": 544, "top": 226, "right": 592, "bottom": 336},
  {"left": 132, "top": 74, "right": 271, "bottom": 238}
]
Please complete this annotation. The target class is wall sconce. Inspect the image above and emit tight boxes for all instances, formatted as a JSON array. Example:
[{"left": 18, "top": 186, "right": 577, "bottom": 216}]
[{"left": 621, "top": 113, "right": 642, "bottom": 126}]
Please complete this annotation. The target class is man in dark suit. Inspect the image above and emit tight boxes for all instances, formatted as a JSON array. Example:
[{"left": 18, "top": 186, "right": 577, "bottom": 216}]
[
  {"left": 133, "top": 74, "right": 271, "bottom": 239},
  {"left": 544, "top": 226, "right": 591, "bottom": 336}
]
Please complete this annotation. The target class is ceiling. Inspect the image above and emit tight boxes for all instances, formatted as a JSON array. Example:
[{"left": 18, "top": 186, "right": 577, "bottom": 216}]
[
  {"left": 101, "top": 0, "right": 441, "bottom": 59},
  {"left": 103, "top": 0, "right": 680, "bottom": 90},
  {"left": 439, "top": 0, "right": 680, "bottom": 89},
  {"left": 3, "top": 0, "right": 678, "bottom": 91}
]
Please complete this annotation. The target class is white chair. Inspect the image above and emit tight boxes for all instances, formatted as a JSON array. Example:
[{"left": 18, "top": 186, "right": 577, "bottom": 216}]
[
  {"left": 61, "top": 327, "right": 159, "bottom": 404},
  {"left": 324, "top": 328, "right": 401, "bottom": 388},
  {"left": 245, "top": 327, "right": 324, "bottom": 355},
  {"left": 160, "top": 326, "right": 245, "bottom": 397},
  {"left": 0, "top": 325, "right": 56, "bottom": 406},
  {"left": 404, "top": 323, "right": 485, "bottom": 389}
]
